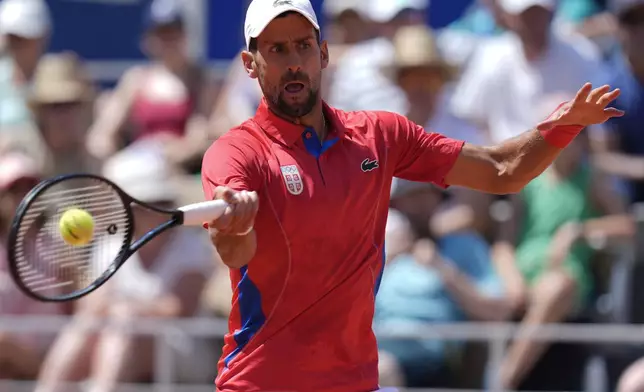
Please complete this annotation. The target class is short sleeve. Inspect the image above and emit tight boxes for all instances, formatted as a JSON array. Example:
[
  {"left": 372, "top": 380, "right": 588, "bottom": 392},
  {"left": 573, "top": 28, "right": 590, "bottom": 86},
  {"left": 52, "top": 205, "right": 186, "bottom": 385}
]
[
  {"left": 382, "top": 112, "right": 464, "bottom": 188},
  {"left": 201, "top": 132, "right": 263, "bottom": 200}
]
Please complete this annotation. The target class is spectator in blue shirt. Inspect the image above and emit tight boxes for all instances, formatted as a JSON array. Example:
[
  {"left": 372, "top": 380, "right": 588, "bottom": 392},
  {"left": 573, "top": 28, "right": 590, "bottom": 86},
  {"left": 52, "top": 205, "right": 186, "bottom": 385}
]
[
  {"left": 375, "top": 203, "right": 511, "bottom": 388},
  {"left": 590, "top": 0, "right": 644, "bottom": 204}
]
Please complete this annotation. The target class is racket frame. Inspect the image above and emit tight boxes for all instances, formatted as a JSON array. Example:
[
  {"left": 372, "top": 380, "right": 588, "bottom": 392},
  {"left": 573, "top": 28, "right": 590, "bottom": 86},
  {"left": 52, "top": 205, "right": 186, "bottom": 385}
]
[{"left": 7, "top": 173, "right": 185, "bottom": 302}]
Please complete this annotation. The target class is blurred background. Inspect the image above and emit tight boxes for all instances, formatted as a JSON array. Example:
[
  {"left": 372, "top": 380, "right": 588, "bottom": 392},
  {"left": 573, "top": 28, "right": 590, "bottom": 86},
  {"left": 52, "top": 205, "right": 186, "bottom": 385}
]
[{"left": 1, "top": 0, "right": 644, "bottom": 391}]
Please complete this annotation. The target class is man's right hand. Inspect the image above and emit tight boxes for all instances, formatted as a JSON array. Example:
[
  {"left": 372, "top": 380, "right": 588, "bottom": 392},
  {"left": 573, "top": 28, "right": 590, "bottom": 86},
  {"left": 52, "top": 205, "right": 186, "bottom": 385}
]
[{"left": 207, "top": 186, "right": 259, "bottom": 236}]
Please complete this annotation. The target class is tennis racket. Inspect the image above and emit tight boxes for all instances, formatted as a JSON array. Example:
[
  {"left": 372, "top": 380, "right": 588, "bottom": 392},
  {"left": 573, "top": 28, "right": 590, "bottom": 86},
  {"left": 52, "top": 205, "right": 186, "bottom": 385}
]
[{"left": 6, "top": 173, "right": 228, "bottom": 302}]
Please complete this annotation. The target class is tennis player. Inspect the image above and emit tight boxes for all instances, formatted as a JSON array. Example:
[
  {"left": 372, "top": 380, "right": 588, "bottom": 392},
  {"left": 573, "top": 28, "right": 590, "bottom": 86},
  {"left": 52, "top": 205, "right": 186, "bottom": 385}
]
[{"left": 201, "top": 0, "right": 624, "bottom": 391}]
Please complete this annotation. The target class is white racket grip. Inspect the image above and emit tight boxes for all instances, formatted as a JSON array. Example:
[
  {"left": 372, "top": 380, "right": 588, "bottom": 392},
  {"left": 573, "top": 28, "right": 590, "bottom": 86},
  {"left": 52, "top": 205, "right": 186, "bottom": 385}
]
[{"left": 178, "top": 200, "right": 229, "bottom": 226}]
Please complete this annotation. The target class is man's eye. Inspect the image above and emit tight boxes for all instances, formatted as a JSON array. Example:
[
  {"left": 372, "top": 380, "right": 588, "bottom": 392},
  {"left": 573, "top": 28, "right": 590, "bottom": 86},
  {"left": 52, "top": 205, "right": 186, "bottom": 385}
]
[
  {"left": 270, "top": 46, "right": 283, "bottom": 53},
  {"left": 299, "top": 42, "right": 311, "bottom": 50}
]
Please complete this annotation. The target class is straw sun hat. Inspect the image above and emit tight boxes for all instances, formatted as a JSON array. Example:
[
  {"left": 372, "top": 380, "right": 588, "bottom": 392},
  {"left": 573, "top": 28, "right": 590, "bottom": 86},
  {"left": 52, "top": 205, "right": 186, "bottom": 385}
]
[
  {"left": 390, "top": 25, "right": 458, "bottom": 82},
  {"left": 29, "top": 51, "right": 94, "bottom": 107}
]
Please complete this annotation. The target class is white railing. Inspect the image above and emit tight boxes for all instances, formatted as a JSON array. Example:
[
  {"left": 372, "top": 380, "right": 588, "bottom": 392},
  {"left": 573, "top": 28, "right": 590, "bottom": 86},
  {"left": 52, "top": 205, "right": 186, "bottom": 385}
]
[{"left": 1, "top": 316, "right": 643, "bottom": 392}]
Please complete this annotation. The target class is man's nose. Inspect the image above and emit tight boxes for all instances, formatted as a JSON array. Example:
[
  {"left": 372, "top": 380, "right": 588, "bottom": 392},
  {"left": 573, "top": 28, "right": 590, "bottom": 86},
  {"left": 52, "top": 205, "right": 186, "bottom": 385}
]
[{"left": 285, "top": 51, "right": 303, "bottom": 73}]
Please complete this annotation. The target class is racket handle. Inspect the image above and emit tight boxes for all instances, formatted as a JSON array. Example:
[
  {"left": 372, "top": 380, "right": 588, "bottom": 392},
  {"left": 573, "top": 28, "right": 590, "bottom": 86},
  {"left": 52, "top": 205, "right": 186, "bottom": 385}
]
[{"left": 178, "top": 200, "right": 229, "bottom": 226}]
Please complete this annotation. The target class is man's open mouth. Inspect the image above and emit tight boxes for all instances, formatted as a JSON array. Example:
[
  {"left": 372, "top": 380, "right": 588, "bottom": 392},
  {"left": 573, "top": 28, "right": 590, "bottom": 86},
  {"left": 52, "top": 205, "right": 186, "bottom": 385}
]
[{"left": 284, "top": 82, "right": 305, "bottom": 93}]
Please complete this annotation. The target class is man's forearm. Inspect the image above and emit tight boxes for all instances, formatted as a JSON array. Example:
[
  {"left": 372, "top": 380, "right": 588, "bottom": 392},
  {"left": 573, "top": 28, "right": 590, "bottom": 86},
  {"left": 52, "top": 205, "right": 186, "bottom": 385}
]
[
  {"left": 213, "top": 230, "right": 257, "bottom": 269},
  {"left": 487, "top": 128, "right": 563, "bottom": 188}
]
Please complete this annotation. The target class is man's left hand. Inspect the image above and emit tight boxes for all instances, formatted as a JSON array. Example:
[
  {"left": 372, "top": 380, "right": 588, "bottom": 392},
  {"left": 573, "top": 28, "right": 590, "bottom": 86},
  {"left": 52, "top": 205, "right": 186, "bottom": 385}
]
[{"left": 537, "top": 83, "right": 624, "bottom": 131}]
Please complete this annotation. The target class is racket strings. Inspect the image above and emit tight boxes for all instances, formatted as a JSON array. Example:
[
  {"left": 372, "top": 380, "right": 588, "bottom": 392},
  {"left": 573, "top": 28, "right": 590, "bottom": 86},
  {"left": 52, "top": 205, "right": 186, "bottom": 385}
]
[{"left": 13, "top": 179, "right": 131, "bottom": 298}]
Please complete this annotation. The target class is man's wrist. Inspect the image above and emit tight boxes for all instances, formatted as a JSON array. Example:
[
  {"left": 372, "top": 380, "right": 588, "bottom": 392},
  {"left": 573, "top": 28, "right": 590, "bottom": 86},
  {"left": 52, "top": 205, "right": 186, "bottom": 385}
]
[
  {"left": 538, "top": 101, "right": 585, "bottom": 148},
  {"left": 539, "top": 124, "right": 585, "bottom": 149}
]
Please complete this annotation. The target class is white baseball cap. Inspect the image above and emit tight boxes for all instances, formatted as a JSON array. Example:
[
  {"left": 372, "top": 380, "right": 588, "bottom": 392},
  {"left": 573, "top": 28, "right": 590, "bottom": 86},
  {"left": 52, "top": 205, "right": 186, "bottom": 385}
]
[
  {"left": 497, "top": 0, "right": 555, "bottom": 14},
  {"left": 367, "top": 0, "right": 429, "bottom": 23},
  {"left": 0, "top": 0, "right": 51, "bottom": 39},
  {"left": 244, "top": 0, "right": 320, "bottom": 49},
  {"left": 498, "top": 0, "right": 557, "bottom": 15}
]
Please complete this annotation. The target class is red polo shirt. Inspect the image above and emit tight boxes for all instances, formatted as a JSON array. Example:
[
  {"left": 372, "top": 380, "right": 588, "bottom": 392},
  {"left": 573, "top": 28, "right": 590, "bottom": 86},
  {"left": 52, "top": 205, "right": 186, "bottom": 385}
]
[{"left": 202, "top": 99, "right": 464, "bottom": 392}]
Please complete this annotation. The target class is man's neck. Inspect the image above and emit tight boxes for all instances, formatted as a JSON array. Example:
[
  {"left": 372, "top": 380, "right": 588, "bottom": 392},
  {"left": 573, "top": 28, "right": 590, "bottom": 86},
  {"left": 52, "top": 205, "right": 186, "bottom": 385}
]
[
  {"left": 12, "top": 61, "right": 32, "bottom": 84},
  {"left": 272, "top": 101, "right": 326, "bottom": 140},
  {"left": 297, "top": 110, "right": 326, "bottom": 140}
]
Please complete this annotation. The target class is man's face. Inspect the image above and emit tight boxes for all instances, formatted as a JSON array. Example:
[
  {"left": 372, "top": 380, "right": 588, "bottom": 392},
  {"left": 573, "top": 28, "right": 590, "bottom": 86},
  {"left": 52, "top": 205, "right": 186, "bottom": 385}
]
[
  {"left": 243, "top": 12, "right": 329, "bottom": 118},
  {"left": 6, "top": 34, "right": 46, "bottom": 76},
  {"left": 397, "top": 66, "right": 446, "bottom": 109},
  {"left": 38, "top": 102, "right": 86, "bottom": 151},
  {"left": 505, "top": 6, "right": 552, "bottom": 51},
  {"left": 146, "top": 23, "right": 187, "bottom": 67}
]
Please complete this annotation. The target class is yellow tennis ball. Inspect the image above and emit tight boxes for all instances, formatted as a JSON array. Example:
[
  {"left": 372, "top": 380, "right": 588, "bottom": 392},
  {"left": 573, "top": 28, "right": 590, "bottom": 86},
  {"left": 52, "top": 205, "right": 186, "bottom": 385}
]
[{"left": 59, "top": 208, "right": 95, "bottom": 246}]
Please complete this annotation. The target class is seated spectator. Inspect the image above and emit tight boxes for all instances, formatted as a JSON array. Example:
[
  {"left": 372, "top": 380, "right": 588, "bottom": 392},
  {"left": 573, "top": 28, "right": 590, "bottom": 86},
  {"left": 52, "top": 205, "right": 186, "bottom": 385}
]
[
  {"left": 391, "top": 24, "right": 496, "bottom": 238},
  {"left": 0, "top": 0, "right": 51, "bottom": 167},
  {"left": 450, "top": 0, "right": 607, "bottom": 144},
  {"left": 0, "top": 152, "right": 68, "bottom": 380},
  {"left": 390, "top": 24, "right": 487, "bottom": 145},
  {"left": 36, "top": 142, "right": 215, "bottom": 392},
  {"left": 590, "top": 0, "right": 644, "bottom": 205},
  {"left": 85, "top": 0, "right": 213, "bottom": 174},
  {"left": 327, "top": 0, "right": 428, "bottom": 114},
  {"left": 28, "top": 51, "right": 98, "bottom": 176},
  {"left": 493, "top": 134, "right": 634, "bottom": 390},
  {"left": 375, "top": 208, "right": 510, "bottom": 388}
]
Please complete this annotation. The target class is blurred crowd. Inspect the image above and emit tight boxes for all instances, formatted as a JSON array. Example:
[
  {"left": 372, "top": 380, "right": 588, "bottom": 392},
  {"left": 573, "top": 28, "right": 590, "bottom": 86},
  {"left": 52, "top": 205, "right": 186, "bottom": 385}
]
[{"left": 0, "top": 0, "right": 644, "bottom": 390}]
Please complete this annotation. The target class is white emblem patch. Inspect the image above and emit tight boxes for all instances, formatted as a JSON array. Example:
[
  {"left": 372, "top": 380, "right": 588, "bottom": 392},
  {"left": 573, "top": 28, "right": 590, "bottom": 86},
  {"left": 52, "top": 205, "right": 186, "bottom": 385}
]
[{"left": 280, "top": 165, "right": 304, "bottom": 195}]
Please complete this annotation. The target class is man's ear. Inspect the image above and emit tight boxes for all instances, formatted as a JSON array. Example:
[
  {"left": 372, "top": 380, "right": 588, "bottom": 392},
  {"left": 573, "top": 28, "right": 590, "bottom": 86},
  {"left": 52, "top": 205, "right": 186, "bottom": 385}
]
[
  {"left": 320, "top": 40, "right": 329, "bottom": 70},
  {"left": 241, "top": 51, "right": 258, "bottom": 79}
]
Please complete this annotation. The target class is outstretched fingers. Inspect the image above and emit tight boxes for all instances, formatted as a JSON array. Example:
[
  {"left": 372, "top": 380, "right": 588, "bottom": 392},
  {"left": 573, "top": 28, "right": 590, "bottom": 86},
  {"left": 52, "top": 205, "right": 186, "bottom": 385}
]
[
  {"left": 587, "top": 85, "right": 611, "bottom": 103},
  {"left": 604, "top": 107, "right": 625, "bottom": 118},
  {"left": 597, "top": 88, "right": 621, "bottom": 107},
  {"left": 572, "top": 83, "right": 593, "bottom": 105}
]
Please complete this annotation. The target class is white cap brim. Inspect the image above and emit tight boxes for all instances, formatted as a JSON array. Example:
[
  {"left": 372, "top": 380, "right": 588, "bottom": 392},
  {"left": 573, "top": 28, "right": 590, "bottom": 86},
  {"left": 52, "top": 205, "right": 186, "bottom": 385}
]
[
  {"left": 497, "top": 0, "right": 555, "bottom": 14},
  {"left": 367, "top": 0, "right": 429, "bottom": 23},
  {"left": 245, "top": 0, "right": 320, "bottom": 49},
  {"left": 0, "top": 24, "right": 46, "bottom": 38}
]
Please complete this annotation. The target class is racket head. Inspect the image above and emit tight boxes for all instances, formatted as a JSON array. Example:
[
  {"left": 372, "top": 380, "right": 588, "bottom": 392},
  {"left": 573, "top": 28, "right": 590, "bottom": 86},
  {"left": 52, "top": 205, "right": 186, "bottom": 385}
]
[{"left": 7, "top": 174, "right": 135, "bottom": 302}]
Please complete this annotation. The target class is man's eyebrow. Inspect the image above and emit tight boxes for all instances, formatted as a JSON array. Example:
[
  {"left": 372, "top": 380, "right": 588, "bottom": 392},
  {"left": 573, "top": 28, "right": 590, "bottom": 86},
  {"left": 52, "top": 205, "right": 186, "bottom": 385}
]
[{"left": 262, "top": 34, "right": 315, "bottom": 46}]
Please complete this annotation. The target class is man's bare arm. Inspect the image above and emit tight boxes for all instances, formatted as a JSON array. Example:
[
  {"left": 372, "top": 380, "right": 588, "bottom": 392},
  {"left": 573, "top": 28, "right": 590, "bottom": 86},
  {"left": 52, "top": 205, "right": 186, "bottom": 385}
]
[
  {"left": 446, "top": 129, "right": 559, "bottom": 194},
  {"left": 212, "top": 230, "right": 257, "bottom": 269},
  {"left": 445, "top": 83, "right": 624, "bottom": 194},
  {"left": 207, "top": 187, "right": 259, "bottom": 269}
]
